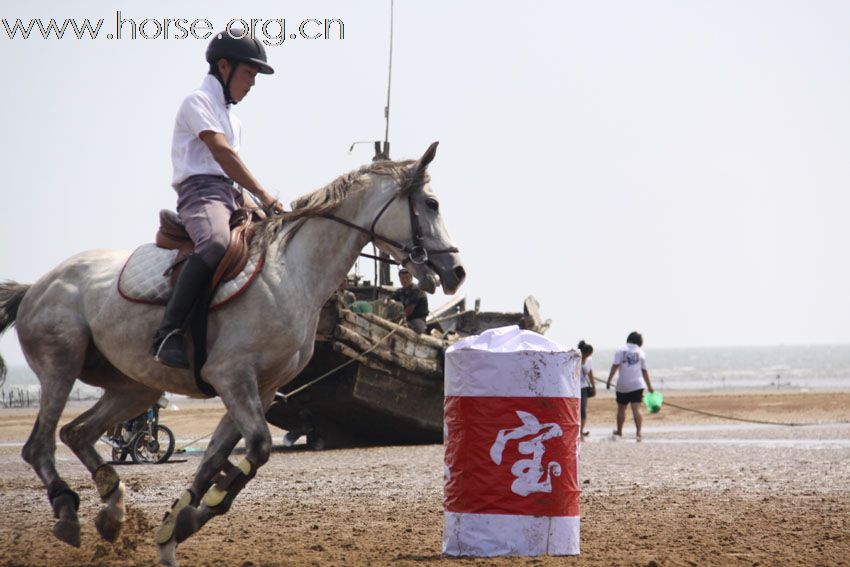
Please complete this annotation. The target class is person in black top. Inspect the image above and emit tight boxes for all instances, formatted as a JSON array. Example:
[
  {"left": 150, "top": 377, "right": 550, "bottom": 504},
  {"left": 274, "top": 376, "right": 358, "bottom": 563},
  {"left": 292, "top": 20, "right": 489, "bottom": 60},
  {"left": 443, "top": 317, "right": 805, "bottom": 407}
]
[{"left": 389, "top": 268, "right": 429, "bottom": 333}]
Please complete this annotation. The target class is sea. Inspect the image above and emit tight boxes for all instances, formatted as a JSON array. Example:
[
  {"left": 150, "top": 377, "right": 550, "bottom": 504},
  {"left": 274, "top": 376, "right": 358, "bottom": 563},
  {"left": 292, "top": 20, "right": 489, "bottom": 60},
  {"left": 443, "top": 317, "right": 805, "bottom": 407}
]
[
  {"left": 1, "top": 344, "right": 849, "bottom": 402},
  {"left": 590, "top": 344, "right": 850, "bottom": 391}
]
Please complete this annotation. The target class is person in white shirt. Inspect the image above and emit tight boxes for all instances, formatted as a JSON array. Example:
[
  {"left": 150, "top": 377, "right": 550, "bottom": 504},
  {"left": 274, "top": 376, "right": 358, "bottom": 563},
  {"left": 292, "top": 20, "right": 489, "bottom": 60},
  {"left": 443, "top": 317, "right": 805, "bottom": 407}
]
[
  {"left": 606, "top": 331, "right": 655, "bottom": 441},
  {"left": 151, "top": 30, "right": 284, "bottom": 368},
  {"left": 578, "top": 340, "right": 596, "bottom": 438}
]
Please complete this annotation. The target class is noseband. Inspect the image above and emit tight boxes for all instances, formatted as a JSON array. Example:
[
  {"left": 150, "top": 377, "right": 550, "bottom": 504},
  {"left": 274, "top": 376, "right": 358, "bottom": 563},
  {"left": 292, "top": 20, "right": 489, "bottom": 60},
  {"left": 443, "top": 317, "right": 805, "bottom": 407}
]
[{"left": 320, "top": 173, "right": 459, "bottom": 269}]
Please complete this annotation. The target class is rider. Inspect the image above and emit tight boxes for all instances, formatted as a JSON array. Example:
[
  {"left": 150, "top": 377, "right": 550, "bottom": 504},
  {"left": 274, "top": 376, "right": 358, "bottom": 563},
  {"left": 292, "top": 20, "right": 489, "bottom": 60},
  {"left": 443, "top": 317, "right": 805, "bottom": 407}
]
[{"left": 151, "top": 30, "right": 285, "bottom": 368}]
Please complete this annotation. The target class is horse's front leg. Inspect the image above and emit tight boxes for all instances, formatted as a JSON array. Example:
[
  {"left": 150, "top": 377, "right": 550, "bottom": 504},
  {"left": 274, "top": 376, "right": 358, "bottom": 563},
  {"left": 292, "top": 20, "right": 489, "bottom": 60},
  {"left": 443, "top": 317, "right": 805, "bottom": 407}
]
[
  {"left": 158, "top": 372, "right": 273, "bottom": 565},
  {"left": 155, "top": 413, "right": 242, "bottom": 565}
]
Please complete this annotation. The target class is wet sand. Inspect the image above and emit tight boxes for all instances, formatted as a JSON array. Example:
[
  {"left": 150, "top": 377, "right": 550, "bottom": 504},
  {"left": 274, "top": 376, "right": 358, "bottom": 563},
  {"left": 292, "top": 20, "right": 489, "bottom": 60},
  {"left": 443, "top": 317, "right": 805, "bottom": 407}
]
[{"left": 1, "top": 391, "right": 848, "bottom": 566}]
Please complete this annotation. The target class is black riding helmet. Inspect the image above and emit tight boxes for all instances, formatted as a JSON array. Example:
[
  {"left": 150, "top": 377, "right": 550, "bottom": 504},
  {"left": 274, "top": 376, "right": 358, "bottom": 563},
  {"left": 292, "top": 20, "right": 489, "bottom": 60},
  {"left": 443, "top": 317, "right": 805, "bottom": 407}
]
[{"left": 206, "top": 31, "right": 274, "bottom": 104}]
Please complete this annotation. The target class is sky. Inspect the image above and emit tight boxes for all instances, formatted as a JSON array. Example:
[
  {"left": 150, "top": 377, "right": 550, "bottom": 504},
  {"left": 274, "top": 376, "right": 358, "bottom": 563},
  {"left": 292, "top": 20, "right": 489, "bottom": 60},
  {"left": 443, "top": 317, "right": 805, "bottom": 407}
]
[{"left": 1, "top": 0, "right": 849, "bottom": 367}]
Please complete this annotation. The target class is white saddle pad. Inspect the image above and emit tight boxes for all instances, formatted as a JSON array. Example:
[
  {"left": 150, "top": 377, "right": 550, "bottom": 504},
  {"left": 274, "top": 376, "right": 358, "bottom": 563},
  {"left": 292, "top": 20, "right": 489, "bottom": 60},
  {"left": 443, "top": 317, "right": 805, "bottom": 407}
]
[{"left": 117, "top": 243, "right": 263, "bottom": 311}]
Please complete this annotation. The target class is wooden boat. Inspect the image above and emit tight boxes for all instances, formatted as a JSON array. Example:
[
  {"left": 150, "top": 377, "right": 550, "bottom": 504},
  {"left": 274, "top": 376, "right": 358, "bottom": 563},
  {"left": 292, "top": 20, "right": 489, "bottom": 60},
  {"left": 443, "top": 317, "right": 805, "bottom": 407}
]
[{"left": 264, "top": 280, "right": 550, "bottom": 449}]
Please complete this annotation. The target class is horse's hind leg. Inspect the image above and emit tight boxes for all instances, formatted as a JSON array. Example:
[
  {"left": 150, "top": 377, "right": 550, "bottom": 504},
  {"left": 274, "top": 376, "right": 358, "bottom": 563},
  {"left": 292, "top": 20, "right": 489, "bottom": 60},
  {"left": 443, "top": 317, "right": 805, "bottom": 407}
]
[
  {"left": 19, "top": 331, "right": 88, "bottom": 547},
  {"left": 60, "top": 372, "right": 160, "bottom": 543},
  {"left": 21, "top": 373, "right": 80, "bottom": 546}
]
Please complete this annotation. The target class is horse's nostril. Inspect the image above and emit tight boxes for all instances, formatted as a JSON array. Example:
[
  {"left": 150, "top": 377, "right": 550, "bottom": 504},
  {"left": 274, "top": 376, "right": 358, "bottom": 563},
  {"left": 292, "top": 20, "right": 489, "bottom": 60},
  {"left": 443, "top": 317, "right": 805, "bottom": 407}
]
[{"left": 454, "top": 266, "right": 466, "bottom": 283}]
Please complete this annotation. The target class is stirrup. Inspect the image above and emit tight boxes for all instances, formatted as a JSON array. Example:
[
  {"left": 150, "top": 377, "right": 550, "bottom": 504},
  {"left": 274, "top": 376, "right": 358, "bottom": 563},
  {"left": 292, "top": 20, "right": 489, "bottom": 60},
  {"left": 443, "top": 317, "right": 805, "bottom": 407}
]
[{"left": 153, "top": 329, "right": 189, "bottom": 368}]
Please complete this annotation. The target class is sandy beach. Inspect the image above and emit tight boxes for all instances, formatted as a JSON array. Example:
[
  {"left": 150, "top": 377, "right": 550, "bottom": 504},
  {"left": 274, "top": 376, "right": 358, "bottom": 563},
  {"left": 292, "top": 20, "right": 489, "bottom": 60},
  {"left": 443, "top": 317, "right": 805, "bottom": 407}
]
[{"left": 0, "top": 390, "right": 848, "bottom": 566}]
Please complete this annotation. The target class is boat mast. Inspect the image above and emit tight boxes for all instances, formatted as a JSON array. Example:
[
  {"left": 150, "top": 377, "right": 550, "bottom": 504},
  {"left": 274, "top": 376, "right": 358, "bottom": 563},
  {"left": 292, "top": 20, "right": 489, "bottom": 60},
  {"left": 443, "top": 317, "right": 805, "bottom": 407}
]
[
  {"left": 380, "top": 0, "right": 394, "bottom": 161},
  {"left": 348, "top": 1, "right": 396, "bottom": 290}
]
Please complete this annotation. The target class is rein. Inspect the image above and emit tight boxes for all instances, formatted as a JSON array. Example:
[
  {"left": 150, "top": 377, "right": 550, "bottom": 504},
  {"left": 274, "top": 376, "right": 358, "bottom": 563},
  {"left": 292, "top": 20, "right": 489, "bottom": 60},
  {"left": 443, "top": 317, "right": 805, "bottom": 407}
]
[{"left": 320, "top": 175, "right": 458, "bottom": 270}]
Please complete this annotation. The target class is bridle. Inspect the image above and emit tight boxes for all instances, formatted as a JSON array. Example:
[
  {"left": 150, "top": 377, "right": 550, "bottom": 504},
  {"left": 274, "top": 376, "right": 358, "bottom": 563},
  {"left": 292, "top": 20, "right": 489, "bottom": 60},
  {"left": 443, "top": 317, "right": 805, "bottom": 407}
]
[{"left": 319, "top": 171, "right": 459, "bottom": 270}]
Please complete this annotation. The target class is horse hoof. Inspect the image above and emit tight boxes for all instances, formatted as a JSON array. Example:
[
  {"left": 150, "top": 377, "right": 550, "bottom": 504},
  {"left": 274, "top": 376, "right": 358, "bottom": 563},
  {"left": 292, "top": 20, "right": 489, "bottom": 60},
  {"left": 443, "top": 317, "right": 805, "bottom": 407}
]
[
  {"left": 173, "top": 505, "right": 200, "bottom": 543},
  {"left": 53, "top": 518, "right": 81, "bottom": 548},
  {"left": 95, "top": 508, "right": 123, "bottom": 542},
  {"left": 157, "top": 540, "right": 179, "bottom": 567}
]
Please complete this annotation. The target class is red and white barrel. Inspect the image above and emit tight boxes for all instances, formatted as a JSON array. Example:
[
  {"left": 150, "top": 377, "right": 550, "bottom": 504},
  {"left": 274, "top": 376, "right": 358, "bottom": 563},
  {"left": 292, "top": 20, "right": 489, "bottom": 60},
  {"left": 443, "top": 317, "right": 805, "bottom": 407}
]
[{"left": 443, "top": 326, "right": 581, "bottom": 556}]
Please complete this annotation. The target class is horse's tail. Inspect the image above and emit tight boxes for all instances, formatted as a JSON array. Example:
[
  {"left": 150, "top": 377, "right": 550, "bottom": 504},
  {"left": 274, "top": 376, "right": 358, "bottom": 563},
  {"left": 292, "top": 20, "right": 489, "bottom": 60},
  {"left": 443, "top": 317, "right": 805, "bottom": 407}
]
[{"left": 0, "top": 281, "right": 30, "bottom": 389}]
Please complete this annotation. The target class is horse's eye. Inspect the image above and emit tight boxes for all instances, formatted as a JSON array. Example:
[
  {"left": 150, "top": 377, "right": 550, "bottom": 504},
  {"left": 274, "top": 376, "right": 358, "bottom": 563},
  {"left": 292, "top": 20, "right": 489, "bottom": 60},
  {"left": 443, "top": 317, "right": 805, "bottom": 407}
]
[{"left": 426, "top": 198, "right": 439, "bottom": 211}]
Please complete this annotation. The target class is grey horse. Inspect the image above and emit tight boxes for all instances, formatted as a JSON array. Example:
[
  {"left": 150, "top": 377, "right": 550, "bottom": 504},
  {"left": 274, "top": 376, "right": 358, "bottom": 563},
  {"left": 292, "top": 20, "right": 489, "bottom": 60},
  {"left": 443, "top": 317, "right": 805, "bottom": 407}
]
[{"left": 0, "top": 143, "right": 465, "bottom": 566}]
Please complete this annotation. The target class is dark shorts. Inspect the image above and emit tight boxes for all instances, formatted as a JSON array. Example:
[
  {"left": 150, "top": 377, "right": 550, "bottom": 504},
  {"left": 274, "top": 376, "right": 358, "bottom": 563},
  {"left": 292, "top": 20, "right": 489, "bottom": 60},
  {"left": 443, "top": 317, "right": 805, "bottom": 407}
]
[
  {"left": 407, "top": 317, "right": 427, "bottom": 334},
  {"left": 580, "top": 387, "right": 592, "bottom": 419},
  {"left": 616, "top": 388, "right": 644, "bottom": 405}
]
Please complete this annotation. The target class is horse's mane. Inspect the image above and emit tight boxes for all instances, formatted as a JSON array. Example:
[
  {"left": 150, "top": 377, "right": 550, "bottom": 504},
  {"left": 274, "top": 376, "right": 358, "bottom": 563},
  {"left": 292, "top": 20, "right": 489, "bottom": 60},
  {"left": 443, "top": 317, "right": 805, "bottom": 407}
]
[{"left": 252, "top": 158, "right": 419, "bottom": 253}]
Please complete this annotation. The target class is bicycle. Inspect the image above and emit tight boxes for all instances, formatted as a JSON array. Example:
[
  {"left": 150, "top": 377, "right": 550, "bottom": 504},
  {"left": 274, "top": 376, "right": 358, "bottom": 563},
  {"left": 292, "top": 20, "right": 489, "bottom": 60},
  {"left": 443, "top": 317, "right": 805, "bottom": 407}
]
[{"left": 104, "top": 403, "right": 175, "bottom": 464}]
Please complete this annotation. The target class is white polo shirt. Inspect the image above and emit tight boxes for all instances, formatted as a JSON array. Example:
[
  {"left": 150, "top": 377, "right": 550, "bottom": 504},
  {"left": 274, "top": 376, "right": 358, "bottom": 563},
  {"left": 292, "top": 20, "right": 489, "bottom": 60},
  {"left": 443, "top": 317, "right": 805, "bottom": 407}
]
[
  {"left": 612, "top": 343, "right": 647, "bottom": 393},
  {"left": 171, "top": 74, "right": 241, "bottom": 188},
  {"left": 580, "top": 357, "right": 593, "bottom": 388}
]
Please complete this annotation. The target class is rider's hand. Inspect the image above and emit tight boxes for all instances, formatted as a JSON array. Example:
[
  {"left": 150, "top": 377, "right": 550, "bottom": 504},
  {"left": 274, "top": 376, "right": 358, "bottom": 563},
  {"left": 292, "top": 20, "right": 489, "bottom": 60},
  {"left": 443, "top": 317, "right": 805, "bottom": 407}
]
[{"left": 259, "top": 192, "right": 284, "bottom": 215}]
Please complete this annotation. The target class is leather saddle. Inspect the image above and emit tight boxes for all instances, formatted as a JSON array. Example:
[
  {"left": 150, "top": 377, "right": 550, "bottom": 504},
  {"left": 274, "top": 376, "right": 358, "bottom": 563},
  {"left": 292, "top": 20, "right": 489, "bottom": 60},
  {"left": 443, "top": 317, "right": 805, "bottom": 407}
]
[{"left": 155, "top": 208, "right": 259, "bottom": 290}]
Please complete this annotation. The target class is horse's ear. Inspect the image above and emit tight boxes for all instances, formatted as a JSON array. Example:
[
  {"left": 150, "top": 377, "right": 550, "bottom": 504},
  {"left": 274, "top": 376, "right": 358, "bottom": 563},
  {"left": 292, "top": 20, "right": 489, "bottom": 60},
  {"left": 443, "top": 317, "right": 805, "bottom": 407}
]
[{"left": 416, "top": 141, "right": 439, "bottom": 173}]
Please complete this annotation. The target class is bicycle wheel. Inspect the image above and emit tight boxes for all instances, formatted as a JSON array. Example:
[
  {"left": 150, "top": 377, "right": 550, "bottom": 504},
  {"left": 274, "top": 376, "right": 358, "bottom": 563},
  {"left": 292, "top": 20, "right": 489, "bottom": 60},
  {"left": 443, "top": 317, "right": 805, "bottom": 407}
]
[{"left": 131, "top": 425, "right": 175, "bottom": 464}]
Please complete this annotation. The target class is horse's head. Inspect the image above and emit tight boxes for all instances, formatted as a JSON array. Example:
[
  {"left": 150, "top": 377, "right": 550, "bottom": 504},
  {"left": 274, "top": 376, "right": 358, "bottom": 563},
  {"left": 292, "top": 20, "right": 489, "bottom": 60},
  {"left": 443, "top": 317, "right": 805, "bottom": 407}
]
[{"left": 373, "top": 142, "right": 466, "bottom": 294}]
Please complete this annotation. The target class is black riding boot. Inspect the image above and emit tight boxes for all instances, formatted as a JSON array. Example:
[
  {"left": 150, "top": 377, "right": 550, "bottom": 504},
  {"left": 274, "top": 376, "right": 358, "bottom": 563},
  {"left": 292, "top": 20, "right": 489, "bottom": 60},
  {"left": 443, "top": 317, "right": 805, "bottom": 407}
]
[{"left": 151, "top": 254, "right": 214, "bottom": 368}]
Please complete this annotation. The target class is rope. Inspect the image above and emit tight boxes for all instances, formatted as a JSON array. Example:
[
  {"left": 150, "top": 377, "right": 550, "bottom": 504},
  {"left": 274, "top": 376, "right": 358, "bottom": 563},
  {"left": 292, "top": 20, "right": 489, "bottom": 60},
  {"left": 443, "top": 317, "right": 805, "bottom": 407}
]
[
  {"left": 174, "top": 432, "right": 213, "bottom": 453},
  {"left": 592, "top": 377, "right": 806, "bottom": 427},
  {"left": 174, "top": 317, "right": 407, "bottom": 451},
  {"left": 276, "top": 316, "right": 407, "bottom": 402},
  {"left": 660, "top": 400, "right": 804, "bottom": 427}
]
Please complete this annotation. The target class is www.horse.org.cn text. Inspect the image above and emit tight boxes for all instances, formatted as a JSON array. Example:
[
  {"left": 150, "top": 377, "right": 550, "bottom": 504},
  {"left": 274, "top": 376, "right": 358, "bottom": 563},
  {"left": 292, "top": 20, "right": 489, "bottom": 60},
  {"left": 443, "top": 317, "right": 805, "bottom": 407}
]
[{"left": 1, "top": 12, "right": 346, "bottom": 45}]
